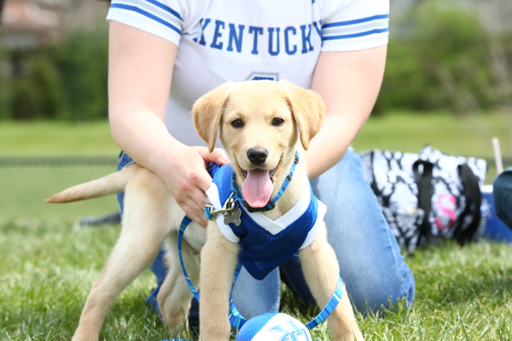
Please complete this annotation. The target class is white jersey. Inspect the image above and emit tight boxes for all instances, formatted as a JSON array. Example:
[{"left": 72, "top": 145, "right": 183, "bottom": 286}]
[{"left": 107, "top": 0, "right": 389, "bottom": 147}]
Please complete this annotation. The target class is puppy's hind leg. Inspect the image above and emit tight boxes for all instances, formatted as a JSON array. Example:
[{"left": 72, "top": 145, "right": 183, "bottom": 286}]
[
  {"left": 72, "top": 173, "right": 172, "bottom": 341},
  {"left": 299, "top": 226, "right": 365, "bottom": 341},
  {"left": 158, "top": 233, "right": 200, "bottom": 330}
]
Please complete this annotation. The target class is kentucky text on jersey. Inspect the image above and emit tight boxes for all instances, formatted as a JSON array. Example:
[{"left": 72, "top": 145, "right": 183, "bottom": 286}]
[
  {"left": 108, "top": 0, "right": 389, "bottom": 56},
  {"left": 106, "top": 0, "right": 390, "bottom": 144},
  {"left": 192, "top": 19, "right": 323, "bottom": 55}
]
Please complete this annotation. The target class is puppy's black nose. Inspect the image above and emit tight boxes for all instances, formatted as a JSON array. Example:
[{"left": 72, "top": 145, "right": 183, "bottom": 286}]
[{"left": 247, "top": 147, "right": 268, "bottom": 165}]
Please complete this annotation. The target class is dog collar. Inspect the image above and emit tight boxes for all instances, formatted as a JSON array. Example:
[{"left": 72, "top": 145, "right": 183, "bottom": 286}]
[{"left": 232, "top": 151, "right": 300, "bottom": 213}]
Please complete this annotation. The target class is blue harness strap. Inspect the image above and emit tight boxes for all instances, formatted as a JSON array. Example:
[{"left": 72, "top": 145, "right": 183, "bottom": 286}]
[
  {"left": 305, "top": 276, "right": 344, "bottom": 330},
  {"left": 177, "top": 216, "right": 344, "bottom": 331},
  {"left": 228, "top": 262, "right": 246, "bottom": 329},
  {"left": 203, "top": 151, "right": 318, "bottom": 281},
  {"left": 177, "top": 216, "right": 200, "bottom": 302}
]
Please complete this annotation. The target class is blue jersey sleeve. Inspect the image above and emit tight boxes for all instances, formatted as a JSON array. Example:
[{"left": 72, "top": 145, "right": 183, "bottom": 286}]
[
  {"left": 320, "top": 0, "right": 389, "bottom": 51},
  {"left": 107, "top": 0, "right": 188, "bottom": 46}
]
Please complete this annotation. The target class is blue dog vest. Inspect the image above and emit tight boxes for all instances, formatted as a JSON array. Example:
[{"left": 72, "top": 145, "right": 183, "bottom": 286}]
[{"left": 205, "top": 164, "right": 326, "bottom": 280}]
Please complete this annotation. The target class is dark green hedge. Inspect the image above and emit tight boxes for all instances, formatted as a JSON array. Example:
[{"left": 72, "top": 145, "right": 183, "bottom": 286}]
[
  {"left": 2, "top": 29, "right": 108, "bottom": 120},
  {"left": 50, "top": 30, "right": 109, "bottom": 120},
  {"left": 375, "top": 2, "right": 512, "bottom": 114}
]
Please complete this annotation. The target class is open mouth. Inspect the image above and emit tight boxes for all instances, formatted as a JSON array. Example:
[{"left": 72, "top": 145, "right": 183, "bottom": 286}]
[
  {"left": 236, "top": 158, "right": 282, "bottom": 208},
  {"left": 238, "top": 160, "right": 281, "bottom": 183}
]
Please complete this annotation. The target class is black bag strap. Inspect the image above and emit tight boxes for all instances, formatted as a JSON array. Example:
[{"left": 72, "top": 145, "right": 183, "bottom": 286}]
[
  {"left": 452, "top": 163, "right": 482, "bottom": 245},
  {"left": 368, "top": 151, "right": 381, "bottom": 196},
  {"left": 412, "top": 160, "right": 435, "bottom": 246}
]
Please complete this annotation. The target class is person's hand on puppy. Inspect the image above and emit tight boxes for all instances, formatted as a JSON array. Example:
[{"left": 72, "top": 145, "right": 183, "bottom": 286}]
[{"left": 158, "top": 145, "right": 229, "bottom": 227}]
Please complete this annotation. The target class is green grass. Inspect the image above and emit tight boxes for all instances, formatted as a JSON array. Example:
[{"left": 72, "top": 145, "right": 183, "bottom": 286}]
[
  {"left": 353, "top": 111, "right": 512, "bottom": 158},
  {"left": 1, "top": 113, "right": 512, "bottom": 340},
  {"left": 360, "top": 243, "right": 512, "bottom": 340},
  {"left": 0, "top": 166, "right": 118, "bottom": 220},
  {"left": 2, "top": 112, "right": 511, "bottom": 157},
  {"left": 1, "top": 219, "right": 511, "bottom": 340},
  {"left": 0, "top": 121, "right": 119, "bottom": 220},
  {"left": 0, "top": 121, "right": 117, "bottom": 155},
  {"left": 0, "top": 220, "right": 173, "bottom": 341},
  {"left": 1, "top": 112, "right": 510, "bottom": 220}
]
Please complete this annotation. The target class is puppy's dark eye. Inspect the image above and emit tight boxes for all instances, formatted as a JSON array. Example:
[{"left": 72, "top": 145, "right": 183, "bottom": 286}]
[
  {"left": 231, "top": 119, "right": 244, "bottom": 128},
  {"left": 271, "top": 118, "right": 284, "bottom": 127}
]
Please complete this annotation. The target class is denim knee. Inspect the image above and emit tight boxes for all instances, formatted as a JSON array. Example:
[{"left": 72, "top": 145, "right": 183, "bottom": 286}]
[
  {"left": 493, "top": 168, "right": 512, "bottom": 229},
  {"left": 309, "top": 149, "right": 415, "bottom": 313}
]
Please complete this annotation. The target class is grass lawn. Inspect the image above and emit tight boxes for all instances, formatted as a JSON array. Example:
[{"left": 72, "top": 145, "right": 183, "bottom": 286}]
[
  {"left": 354, "top": 111, "right": 512, "bottom": 159},
  {"left": 0, "top": 121, "right": 118, "bottom": 156},
  {"left": 1, "top": 112, "right": 512, "bottom": 340},
  {"left": 1, "top": 111, "right": 511, "bottom": 220},
  {"left": 0, "top": 166, "right": 119, "bottom": 220},
  {"left": 2, "top": 112, "right": 511, "bottom": 158},
  {"left": 1, "top": 219, "right": 511, "bottom": 340}
]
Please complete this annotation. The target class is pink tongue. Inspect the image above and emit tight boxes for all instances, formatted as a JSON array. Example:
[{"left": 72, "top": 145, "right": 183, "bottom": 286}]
[{"left": 242, "top": 170, "right": 273, "bottom": 208}]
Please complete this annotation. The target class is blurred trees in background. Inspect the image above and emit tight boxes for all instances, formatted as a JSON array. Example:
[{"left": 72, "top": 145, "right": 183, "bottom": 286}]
[
  {"left": 375, "top": 1, "right": 512, "bottom": 115},
  {"left": 0, "top": 28, "right": 108, "bottom": 120},
  {"left": 0, "top": 0, "right": 511, "bottom": 120}
]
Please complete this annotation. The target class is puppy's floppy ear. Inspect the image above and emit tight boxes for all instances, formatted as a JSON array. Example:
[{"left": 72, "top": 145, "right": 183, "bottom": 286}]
[
  {"left": 192, "top": 82, "right": 234, "bottom": 152},
  {"left": 280, "top": 80, "right": 325, "bottom": 151}
]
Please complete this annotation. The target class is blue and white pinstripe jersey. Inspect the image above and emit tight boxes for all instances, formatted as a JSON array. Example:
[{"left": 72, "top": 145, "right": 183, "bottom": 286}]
[
  {"left": 106, "top": 0, "right": 389, "bottom": 148},
  {"left": 205, "top": 164, "right": 326, "bottom": 281}
]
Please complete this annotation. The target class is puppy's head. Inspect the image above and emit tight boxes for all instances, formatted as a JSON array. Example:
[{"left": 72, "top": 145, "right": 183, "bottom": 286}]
[{"left": 193, "top": 80, "right": 324, "bottom": 208}]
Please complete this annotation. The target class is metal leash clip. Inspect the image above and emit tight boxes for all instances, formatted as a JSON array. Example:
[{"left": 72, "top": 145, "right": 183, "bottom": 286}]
[{"left": 203, "top": 192, "right": 242, "bottom": 226}]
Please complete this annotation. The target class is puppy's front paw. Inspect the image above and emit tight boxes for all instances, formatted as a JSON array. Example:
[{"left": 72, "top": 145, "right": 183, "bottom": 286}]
[
  {"left": 71, "top": 328, "right": 99, "bottom": 341},
  {"left": 331, "top": 329, "right": 365, "bottom": 341},
  {"left": 199, "top": 319, "right": 232, "bottom": 341}
]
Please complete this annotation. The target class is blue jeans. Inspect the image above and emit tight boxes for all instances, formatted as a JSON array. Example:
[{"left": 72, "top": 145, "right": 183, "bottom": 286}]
[
  {"left": 493, "top": 167, "right": 512, "bottom": 229},
  {"left": 117, "top": 149, "right": 415, "bottom": 320}
]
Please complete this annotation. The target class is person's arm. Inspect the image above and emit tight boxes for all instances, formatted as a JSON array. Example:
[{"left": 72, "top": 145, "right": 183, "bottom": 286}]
[
  {"left": 108, "top": 21, "right": 228, "bottom": 227},
  {"left": 306, "top": 45, "right": 387, "bottom": 179}
]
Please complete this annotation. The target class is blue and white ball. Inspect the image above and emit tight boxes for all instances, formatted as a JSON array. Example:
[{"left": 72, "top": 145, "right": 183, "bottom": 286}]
[{"left": 235, "top": 313, "right": 312, "bottom": 341}]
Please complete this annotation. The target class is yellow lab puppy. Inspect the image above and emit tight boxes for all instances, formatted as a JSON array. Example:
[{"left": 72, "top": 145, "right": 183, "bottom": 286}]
[{"left": 47, "top": 80, "right": 364, "bottom": 341}]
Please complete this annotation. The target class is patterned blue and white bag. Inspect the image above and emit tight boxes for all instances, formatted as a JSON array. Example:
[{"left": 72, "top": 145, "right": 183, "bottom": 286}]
[{"left": 360, "top": 146, "right": 487, "bottom": 252}]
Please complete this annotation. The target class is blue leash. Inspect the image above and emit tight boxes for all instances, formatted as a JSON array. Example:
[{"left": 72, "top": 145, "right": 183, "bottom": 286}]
[{"left": 177, "top": 217, "right": 344, "bottom": 331}]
